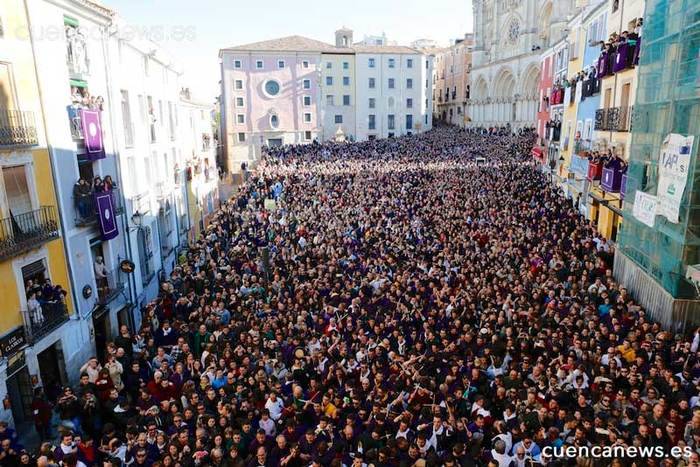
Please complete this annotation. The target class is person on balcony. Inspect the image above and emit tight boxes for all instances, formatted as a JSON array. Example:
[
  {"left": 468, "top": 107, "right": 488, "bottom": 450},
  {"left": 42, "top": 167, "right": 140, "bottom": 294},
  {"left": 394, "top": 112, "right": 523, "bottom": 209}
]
[
  {"left": 27, "top": 290, "right": 44, "bottom": 326},
  {"left": 94, "top": 256, "right": 108, "bottom": 299},
  {"left": 93, "top": 176, "right": 105, "bottom": 194},
  {"left": 74, "top": 178, "right": 93, "bottom": 219}
]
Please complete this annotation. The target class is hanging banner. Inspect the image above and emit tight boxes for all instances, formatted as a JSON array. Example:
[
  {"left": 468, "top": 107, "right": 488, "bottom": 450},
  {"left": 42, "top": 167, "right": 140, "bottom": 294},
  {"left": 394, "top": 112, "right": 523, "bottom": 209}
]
[
  {"left": 95, "top": 191, "right": 119, "bottom": 240},
  {"left": 80, "top": 109, "right": 105, "bottom": 159},
  {"left": 657, "top": 133, "right": 695, "bottom": 223},
  {"left": 633, "top": 191, "right": 658, "bottom": 228}
]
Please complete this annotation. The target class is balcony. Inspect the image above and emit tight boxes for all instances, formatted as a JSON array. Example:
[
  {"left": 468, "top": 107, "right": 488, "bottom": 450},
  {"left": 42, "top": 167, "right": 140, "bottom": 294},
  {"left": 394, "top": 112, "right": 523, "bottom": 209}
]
[
  {"left": 74, "top": 188, "right": 124, "bottom": 226},
  {"left": 594, "top": 107, "right": 633, "bottom": 132},
  {"left": 22, "top": 300, "right": 69, "bottom": 344},
  {"left": 587, "top": 162, "right": 603, "bottom": 181},
  {"left": 0, "top": 109, "right": 39, "bottom": 147},
  {"left": 96, "top": 268, "right": 125, "bottom": 305},
  {"left": 0, "top": 207, "right": 59, "bottom": 261}
]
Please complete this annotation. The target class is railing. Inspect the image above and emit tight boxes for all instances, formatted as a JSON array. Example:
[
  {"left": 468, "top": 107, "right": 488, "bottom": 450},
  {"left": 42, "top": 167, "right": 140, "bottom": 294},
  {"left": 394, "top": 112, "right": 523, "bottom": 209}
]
[
  {"left": 95, "top": 267, "right": 125, "bottom": 305},
  {"left": 68, "top": 107, "right": 84, "bottom": 139},
  {"left": 22, "top": 301, "right": 69, "bottom": 344},
  {"left": 594, "top": 107, "right": 633, "bottom": 132},
  {"left": 74, "top": 188, "right": 124, "bottom": 226},
  {"left": 0, "top": 109, "right": 39, "bottom": 146},
  {"left": 0, "top": 207, "right": 59, "bottom": 261}
]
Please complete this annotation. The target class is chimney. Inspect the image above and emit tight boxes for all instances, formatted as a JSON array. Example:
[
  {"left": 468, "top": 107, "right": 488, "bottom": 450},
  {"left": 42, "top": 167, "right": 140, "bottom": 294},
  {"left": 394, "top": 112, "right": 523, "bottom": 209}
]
[{"left": 335, "top": 27, "right": 353, "bottom": 47}]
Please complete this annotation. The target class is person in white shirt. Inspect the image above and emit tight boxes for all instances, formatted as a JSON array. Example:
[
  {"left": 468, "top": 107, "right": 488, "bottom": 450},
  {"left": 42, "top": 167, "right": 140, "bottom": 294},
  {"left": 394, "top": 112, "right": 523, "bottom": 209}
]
[{"left": 264, "top": 392, "right": 285, "bottom": 421}]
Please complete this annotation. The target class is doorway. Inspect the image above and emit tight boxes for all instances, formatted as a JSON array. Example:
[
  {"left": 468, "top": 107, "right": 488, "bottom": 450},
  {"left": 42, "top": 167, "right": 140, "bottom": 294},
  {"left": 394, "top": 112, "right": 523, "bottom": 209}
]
[
  {"left": 267, "top": 138, "right": 283, "bottom": 147},
  {"left": 37, "top": 342, "right": 66, "bottom": 399},
  {"left": 6, "top": 361, "right": 31, "bottom": 425},
  {"left": 92, "top": 309, "right": 110, "bottom": 362}
]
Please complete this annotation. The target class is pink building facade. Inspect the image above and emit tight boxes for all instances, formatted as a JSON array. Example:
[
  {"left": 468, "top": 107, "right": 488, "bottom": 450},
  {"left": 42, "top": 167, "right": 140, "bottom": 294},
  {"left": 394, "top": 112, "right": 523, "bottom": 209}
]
[{"left": 220, "top": 36, "right": 346, "bottom": 165}]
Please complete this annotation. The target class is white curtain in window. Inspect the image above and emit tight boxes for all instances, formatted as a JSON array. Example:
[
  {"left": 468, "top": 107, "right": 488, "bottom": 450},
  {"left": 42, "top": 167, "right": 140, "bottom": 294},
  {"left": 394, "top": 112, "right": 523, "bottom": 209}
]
[{"left": 3, "top": 165, "right": 32, "bottom": 216}]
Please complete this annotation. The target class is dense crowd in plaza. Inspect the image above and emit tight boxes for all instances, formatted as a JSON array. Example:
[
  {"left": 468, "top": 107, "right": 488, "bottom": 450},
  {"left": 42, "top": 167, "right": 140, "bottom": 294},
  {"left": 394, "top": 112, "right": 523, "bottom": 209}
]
[{"left": 3, "top": 126, "right": 700, "bottom": 467}]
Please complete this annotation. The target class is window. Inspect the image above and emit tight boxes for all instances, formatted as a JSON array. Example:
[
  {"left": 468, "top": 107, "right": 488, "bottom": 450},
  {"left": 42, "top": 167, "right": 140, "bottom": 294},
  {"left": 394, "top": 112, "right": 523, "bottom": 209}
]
[
  {"left": 237, "top": 132, "right": 246, "bottom": 142},
  {"left": 236, "top": 114, "right": 245, "bottom": 124},
  {"left": 303, "top": 95, "right": 311, "bottom": 106},
  {"left": 234, "top": 79, "right": 243, "bottom": 90},
  {"left": 304, "top": 131, "right": 312, "bottom": 140},
  {"left": 144, "top": 56, "right": 150, "bottom": 76},
  {"left": 264, "top": 80, "right": 281, "bottom": 97},
  {"left": 407, "top": 58, "right": 413, "bottom": 68},
  {"left": 388, "top": 78, "right": 395, "bottom": 89},
  {"left": 256, "top": 60, "right": 263, "bottom": 69},
  {"left": 236, "top": 97, "right": 244, "bottom": 107},
  {"left": 234, "top": 59, "right": 242, "bottom": 68},
  {"left": 343, "top": 61, "right": 349, "bottom": 69},
  {"left": 270, "top": 114, "right": 279, "bottom": 129},
  {"left": 369, "top": 98, "right": 375, "bottom": 109},
  {"left": 406, "top": 78, "right": 413, "bottom": 89},
  {"left": 326, "top": 95, "right": 334, "bottom": 106},
  {"left": 424, "top": 115, "right": 428, "bottom": 125},
  {"left": 303, "top": 113, "right": 311, "bottom": 123},
  {"left": 388, "top": 58, "right": 395, "bottom": 68},
  {"left": 278, "top": 60, "right": 285, "bottom": 68},
  {"left": 369, "top": 58, "right": 376, "bottom": 68},
  {"left": 326, "top": 76, "right": 333, "bottom": 86},
  {"left": 3, "top": 165, "right": 32, "bottom": 215},
  {"left": 303, "top": 79, "right": 310, "bottom": 89},
  {"left": 343, "top": 76, "right": 350, "bottom": 86},
  {"left": 406, "top": 98, "right": 413, "bottom": 108},
  {"left": 405, "top": 114, "right": 413, "bottom": 130},
  {"left": 425, "top": 60, "right": 429, "bottom": 69},
  {"left": 369, "top": 78, "right": 375, "bottom": 89},
  {"left": 387, "top": 114, "right": 395, "bottom": 130},
  {"left": 302, "top": 61, "right": 309, "bottom": 68},
  {"left": 127, "top": 156, "right": 137, "bottom": 193},
  {"left": 368, "top": 114, "right": 376, "bottom": 130},
  {"left": 326, "top": 62, "right": 332, "bottom": 69},
  {"left": 334, "top": 115, "right": 343, "bottom": 124},
  {"left": 343, "top": 95, "right": 350, "bottom": 106},
  {"left": 120, "top": 90, "right": 133, "bottom": 147}
]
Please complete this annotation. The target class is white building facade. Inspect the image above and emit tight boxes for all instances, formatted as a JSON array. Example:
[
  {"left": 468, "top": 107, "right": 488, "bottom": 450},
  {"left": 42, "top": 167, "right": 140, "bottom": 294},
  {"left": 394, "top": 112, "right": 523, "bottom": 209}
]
[
  {"left": 469, "top": 0, "right": 578, "bottom": 128},
  {"left": 353, "top": 46, "right": 433, "bottom": 141},
  {"left": 106, "top": 21, "right": 188, "bottom": 319}
]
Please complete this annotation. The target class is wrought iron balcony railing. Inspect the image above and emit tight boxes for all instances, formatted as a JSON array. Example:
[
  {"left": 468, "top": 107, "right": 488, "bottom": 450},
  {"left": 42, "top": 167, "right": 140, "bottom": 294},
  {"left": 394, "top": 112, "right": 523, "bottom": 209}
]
[
  {"left": 73, "top": 188, "right": 124, "bottom": 226},
  {"left": 95, "top": 267, "right": 126, "bottom": 305},
  {"left": 594, "top": 106, "right": 633, "bottom": 132},
  {"left": 23, "top": 300, "right": 69, "bottom": 344},
  {"left": 0, "top": 207, "right": 59, "bottom": 261},
  {"left": 0, "top": 109, "right": 39, "bottom": 146}
]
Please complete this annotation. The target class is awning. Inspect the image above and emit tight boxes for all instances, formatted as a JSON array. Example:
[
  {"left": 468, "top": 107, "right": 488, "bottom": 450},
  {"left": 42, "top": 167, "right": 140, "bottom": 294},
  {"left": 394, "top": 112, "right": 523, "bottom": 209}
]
[
  {"left": 70, "top": 79, "right": 88, "bottom": 88},
  {"left": 531, "top": 147, "right": 544, "bottom": 160},
  {"left": 588, "top": 191, "right": 624, "bottom": 216},
  {"left": 64, "top": 15, "right": 79, "bottom": 27}
]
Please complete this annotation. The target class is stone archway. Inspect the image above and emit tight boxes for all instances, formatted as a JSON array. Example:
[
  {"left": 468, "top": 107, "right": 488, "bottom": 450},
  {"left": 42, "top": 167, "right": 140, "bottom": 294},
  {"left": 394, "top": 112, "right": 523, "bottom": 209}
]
[
  {"left": 493, "top": 68, "right": 516, "bottom": 123},
  {"left": 519, "top": 64, "right": 541, "bottom": 123}
]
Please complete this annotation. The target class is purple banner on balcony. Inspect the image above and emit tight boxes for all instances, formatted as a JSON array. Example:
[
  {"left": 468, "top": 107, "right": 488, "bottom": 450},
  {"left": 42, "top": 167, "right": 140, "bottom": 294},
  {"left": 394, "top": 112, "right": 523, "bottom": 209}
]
[
  {"left": 95, "top": 192, "right": 118, "bottom": 241},
  {"left": 80, "top": 109, "right": 105, "bottom": 160},
  {"left": 601, "top": 167, "right": 623, "bottom": 193},
  {"left": 620, "top": 173, "right": 628, "bottom": 200}
]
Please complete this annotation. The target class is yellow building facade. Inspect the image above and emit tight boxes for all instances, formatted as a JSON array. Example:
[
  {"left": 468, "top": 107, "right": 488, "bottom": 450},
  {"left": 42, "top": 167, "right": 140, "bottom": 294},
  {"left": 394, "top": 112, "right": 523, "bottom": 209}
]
[{"left": 0, "top": 0, "right": 73, "bottom": 399}]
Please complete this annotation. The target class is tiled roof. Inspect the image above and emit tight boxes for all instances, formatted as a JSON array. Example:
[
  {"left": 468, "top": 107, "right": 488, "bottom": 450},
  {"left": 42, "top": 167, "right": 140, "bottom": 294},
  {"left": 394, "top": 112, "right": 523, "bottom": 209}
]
[
  {"left": 221, "top": 35, "right": 350, "bottom": 53},
  {"left": 221, "top": 36, "right": 424, "bottom": 56},
  {"left": 351, "top": 45, "right": 421, "bottom": 54}
]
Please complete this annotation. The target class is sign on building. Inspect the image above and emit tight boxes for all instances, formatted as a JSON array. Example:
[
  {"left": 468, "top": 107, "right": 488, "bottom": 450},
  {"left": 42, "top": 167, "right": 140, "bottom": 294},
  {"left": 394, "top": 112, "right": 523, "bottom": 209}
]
[{"left": 657, "top": 133, "right": 695, "bottom": 223}]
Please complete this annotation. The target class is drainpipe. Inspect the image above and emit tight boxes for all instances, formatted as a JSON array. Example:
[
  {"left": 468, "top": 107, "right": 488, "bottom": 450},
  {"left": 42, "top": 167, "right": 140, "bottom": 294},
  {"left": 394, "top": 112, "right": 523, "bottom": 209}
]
[
  {"left": 22, "top": 0, "right": 82, "bottom": 322},
  {"left": 100, "top": 22, "right": 139, "bottom": 331}
]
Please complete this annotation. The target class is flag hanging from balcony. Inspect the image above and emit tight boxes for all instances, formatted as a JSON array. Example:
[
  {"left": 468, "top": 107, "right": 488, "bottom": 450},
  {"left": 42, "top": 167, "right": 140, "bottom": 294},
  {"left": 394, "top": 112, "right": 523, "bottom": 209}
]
[
  {"left": 95, "top": 192, "right": 118, "bottom": 241},
  {"left": 80, "top": 109, "right": 105, "bottom": 160}
]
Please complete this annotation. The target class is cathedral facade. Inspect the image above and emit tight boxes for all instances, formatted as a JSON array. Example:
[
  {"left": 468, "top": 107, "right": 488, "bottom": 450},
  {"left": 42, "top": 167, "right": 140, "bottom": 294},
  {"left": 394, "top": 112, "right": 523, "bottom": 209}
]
[{"left": 468, "top": 0, "right": 579, "bottom": 128}]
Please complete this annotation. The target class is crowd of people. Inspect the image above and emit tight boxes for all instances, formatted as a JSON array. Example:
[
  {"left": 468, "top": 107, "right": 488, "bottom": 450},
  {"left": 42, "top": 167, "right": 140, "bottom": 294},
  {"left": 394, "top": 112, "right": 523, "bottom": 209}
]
[{"left": 3, "top": 126, "right": 700, "bottom": 467}]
